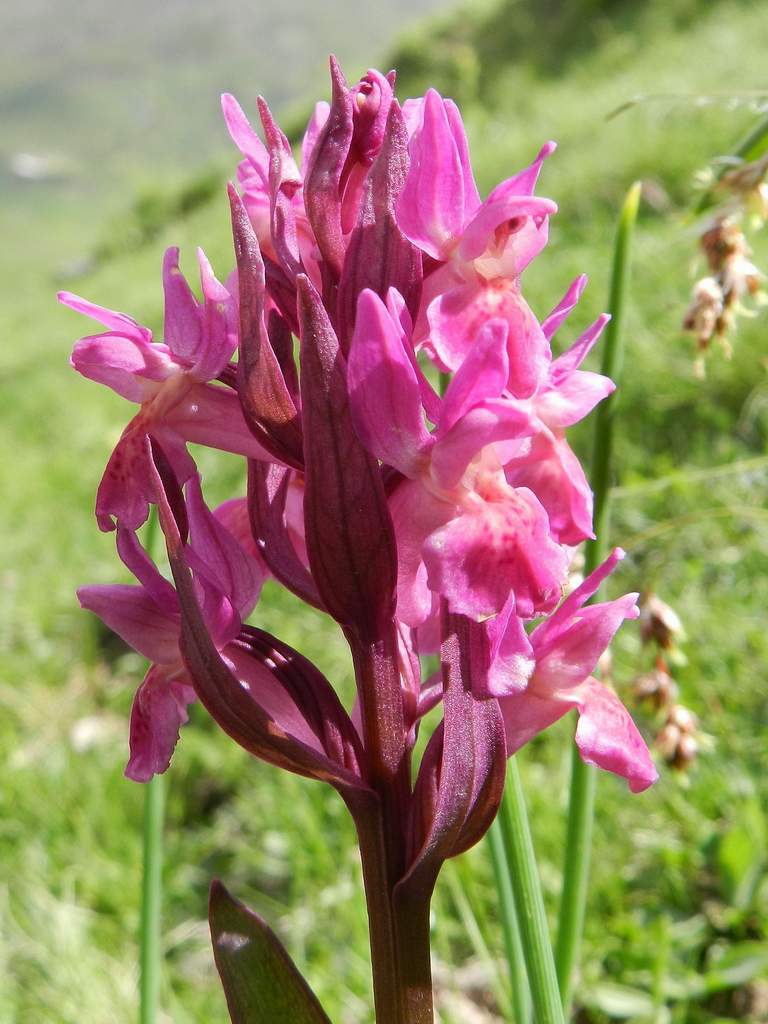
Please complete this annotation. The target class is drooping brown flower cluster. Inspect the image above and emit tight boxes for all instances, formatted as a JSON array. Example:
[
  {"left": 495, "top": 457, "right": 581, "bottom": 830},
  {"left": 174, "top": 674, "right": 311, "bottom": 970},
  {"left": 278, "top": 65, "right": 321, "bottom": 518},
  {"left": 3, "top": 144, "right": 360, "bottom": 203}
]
[
  {"left": 683, "top": 152, "right": 767, "bottom": 377},
  {"left": 632, "top": 593, "right": 702, "bottom": 773}
]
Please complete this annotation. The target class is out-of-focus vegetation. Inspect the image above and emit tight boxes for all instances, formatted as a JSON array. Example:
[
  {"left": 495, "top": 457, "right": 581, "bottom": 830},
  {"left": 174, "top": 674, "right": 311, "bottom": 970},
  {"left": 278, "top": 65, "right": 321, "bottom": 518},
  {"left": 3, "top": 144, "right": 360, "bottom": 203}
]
[{"left": 1, "top": 0, "right": 767, "bottom": 1021}]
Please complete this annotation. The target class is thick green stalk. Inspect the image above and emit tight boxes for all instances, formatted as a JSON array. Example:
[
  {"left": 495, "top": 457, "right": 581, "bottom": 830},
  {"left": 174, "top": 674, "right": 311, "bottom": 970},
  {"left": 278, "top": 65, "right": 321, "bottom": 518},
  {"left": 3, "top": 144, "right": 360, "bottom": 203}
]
[
  {"left": 487, "top": 819, "right": 531, "bottom": 1023},
  {"left": 498, "top": 759, "right": 565, "bottom": 1024},
  {"left": 554, "top": 181, "right": 642, "bottom": 1015},
  {"left": 139, "top": 508, "right": 165, "bottom": 1024},
  {"left": 140, "top": 772, "right": 165, "bottom": 1024}
]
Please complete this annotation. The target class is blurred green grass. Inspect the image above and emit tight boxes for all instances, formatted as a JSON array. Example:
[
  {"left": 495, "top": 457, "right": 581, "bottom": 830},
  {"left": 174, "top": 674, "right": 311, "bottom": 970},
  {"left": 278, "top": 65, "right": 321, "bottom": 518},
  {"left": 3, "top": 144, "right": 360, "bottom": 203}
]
[{"left": 2, "top": 0, "right": 768, "bottom": 1021}]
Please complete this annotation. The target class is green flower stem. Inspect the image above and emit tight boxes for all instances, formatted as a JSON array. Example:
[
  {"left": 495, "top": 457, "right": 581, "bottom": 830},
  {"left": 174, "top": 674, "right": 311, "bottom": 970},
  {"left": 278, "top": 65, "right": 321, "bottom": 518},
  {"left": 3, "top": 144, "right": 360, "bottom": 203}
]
[
  {"left": 498, "top": 758, "right": 565, "bottom": 1024},
  {"left": 140, "top": 772, "right": 165, "bottom": 1024},
  {"left": 139, "top": 508, "right": 165, "bottom": 1024},
  {"left": 487, "top": 819, "right": 531, "bottom": 1023},
  {"left": 554, "top": 181, "right": 642, "bottom": 1015}
]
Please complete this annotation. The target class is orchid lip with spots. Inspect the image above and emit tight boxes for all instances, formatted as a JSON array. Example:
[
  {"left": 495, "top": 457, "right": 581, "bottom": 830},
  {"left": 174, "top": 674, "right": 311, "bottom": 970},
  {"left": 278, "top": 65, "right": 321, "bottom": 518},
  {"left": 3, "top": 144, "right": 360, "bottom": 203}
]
[{"left": 64, "top": 56, "right": 656, "bottom": 1024}]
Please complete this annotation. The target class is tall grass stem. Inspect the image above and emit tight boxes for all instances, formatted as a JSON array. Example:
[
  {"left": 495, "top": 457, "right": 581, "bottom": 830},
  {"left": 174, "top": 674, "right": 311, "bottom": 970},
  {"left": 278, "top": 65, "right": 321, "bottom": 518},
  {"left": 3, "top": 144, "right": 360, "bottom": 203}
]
[
  {"left": 498, "top": 759, "right": 565, "bottom": 1024},
  {"left": 140, "top": 773, "right": 165, "bottom": 1024},
  {"left": 487, "top": 818, "right": 531, "bottom": 1023},
  {"left": 554, "top": 181, "right": 642, "bottom": 1014}
]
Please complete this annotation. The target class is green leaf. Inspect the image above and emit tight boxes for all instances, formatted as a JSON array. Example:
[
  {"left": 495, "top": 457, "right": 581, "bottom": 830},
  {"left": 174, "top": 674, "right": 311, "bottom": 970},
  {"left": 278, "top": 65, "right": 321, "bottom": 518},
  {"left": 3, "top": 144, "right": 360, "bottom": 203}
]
[
  {"left": 716, "top": 801, "right": 767, "bottom": 911},
  {"left": 209, "top": 880, "right": 331, "bottom": 1024},
  {"left": 582, "top": 982, "right": 658, "bottom": 1020}
]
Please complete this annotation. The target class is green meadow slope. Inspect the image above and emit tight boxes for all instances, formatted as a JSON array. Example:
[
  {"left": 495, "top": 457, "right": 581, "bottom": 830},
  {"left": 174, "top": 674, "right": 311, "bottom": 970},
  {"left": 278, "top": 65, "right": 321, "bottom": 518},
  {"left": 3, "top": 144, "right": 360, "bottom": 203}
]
[{"left": 1, "top": 1, "right": 767, "bottom": 1021}]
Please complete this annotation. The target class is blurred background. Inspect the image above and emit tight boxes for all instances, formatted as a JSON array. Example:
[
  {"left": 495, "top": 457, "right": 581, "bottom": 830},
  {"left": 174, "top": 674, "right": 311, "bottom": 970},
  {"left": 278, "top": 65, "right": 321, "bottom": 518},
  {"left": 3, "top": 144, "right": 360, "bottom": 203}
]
[{"left": 1, "top": 0, "right": 767, "bottom": 1021}]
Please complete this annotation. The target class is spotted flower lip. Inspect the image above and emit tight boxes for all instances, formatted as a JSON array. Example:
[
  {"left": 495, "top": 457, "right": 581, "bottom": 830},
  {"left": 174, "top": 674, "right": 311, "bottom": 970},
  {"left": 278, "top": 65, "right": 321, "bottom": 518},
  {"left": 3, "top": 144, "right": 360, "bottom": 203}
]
[{"left": 60, "top": 247, "right": 272, "bottom": 531}]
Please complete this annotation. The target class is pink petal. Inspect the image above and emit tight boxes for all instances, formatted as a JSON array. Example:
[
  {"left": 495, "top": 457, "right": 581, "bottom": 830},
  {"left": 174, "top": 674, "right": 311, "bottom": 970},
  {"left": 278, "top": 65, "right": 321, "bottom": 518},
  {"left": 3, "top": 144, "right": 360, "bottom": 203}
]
[
  {"left": 116, "top": 527, "right": 179, "bottom": 609},
  {"left": 191, "top": 248, "right": 238, "bottom": 380},
  {"left": 444, "top": 99, "right": 481, "bottom": 213},
  {"left": 458, "top": 194, "right": 557, "bottom": 265},
  {"left": 221, "top": 93, "right": 270, "bottom": 178},
  {"left": 536, "top": 546, "right": 627, "bottom": 641},
  {"left": 549, "top": 314, "right": 610, "bottom": 381},
  {"left": 501, "top": 689, "right": 571, "bottom": 755},
  {"left": 431, "top": 398, "right": 533, "bottom": 490},
  {"left": 571, "top": 678, "right": 658, "bottom": 792},
  {"left": 301, "top": 101, "right": 331, "bottom": 177},
  {"left": 186, "top": 477, "right": 265, "bottom": 623},
  {"left": 541, "top": 275, "right": 588, "bottom": 341},
  {"left": 162, "top": 247, "right": 202, "bottom": 365},
  {"left": 389, "top": 478, "right": 453, "bottom": 627},
  {"left": 535, "top": 592, "right": 639, "bottom": 692},
  {"left": 489, "top": 140, "right": 556, "bottom": 200},
  {"left": 126, "top": 666, "right": 196, "bottom": 782},
  {"left": 385, "top": 289, "right": 442, "bottom": 425},
  {"left": 347, "top": 288, "right": 432, "bottom": 475},
  {"left": 165, "top": 383, "right": 274, "bottom": 460},
  {"left": 70, "top": 333, "right": 175, "bottom": 402},
  {"left": 397, "top": 89, "right": 476, "bottom": 260},
  {"left": 213, "top": 497, "right": 261, "bottom": 559},
  {"left": 58, "top": 291, "right": 152, "bottom": 344},
  {"left": 486, "top": 599, "right": 535, "bottom": 697},
  {"left": 95, "top": 422, "right": 196, "bottom": 532},
  {"left": 438, "top": 319, "right": 509, "bottom": 434},
  {"left": 536, "top": 370, "right": 615, "bottom": 430},
  {"left": 77, "top": 584, "right": 180, "bottom": 664},
  {"left": 505, "top": 432, "right": 594, "bottom": 546},
  {"left": 423, "top": 485, "right": 569, "bottom": 619},
  {"left": 427, "top": 277, "right": 550, "bottom": 397}
]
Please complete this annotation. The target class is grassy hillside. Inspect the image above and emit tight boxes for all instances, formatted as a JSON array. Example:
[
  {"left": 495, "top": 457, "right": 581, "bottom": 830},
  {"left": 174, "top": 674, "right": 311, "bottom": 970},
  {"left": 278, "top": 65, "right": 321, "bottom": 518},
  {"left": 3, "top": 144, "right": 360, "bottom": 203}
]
[{"left": 2, "top": 0, "right": 768, "bottom": 1021}]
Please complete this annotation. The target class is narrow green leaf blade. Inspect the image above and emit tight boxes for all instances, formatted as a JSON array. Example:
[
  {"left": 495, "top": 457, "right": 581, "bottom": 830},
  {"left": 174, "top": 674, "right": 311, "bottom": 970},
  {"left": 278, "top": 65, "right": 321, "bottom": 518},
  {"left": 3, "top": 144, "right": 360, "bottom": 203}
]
[{"left": 209, "top": 880, "right": 331, "bottom": 1024}]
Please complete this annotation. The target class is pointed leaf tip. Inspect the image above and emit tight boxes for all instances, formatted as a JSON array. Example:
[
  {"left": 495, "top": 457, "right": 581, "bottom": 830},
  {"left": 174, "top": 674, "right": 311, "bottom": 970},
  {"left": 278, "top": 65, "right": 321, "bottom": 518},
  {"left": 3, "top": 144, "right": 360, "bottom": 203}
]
[{"left": 209, "top": 881, "right": 331, "bottom": 1024}]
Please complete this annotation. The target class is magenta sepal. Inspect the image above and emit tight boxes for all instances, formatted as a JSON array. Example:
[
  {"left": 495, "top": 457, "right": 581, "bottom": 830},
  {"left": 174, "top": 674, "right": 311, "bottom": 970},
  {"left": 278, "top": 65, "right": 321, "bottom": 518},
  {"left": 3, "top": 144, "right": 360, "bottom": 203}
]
[
  {"left": 304, "top": 57, "right": 354, "bottom": 282},
  {"left": 336, "top": 100, "right": 423, "bottom": 350},
  {"left": 397, "top": 605, "right": 506, "bottom": 902},
  {"left": 229, "top": 185, "right": 303, "bottom": 468},
  {"left": 150, "top": 446, "right": 371, "bottom": 796},
  {"left": 247, "top": 459, "right": 323, "bottom": 611},
  {"left": 297, "top": 274, "right": 398, "bottom": 640}
]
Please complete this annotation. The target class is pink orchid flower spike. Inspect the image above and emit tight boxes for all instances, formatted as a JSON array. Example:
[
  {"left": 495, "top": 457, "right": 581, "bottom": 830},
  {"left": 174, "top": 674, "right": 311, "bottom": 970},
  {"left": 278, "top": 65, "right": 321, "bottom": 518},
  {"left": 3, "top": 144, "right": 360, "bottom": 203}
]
[
  {"left": 60, "top": 248, "right": 272, "bottom": 531},
  {"left": 493, "top": 548, "right": 658, "bottom": 793},
  {"left": 77, "top": 476, "right": 267, "bottom": 781},
  {"left": 347, "top": 286, "right": 569, "bottom": 624}
]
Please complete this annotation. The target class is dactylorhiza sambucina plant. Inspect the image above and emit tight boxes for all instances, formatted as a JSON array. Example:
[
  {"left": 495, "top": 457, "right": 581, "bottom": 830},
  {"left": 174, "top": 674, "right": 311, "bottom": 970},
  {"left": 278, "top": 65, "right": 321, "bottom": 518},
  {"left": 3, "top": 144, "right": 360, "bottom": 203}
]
[{"left": 62, "top": 60, "right": 657, "bottom": 1024}]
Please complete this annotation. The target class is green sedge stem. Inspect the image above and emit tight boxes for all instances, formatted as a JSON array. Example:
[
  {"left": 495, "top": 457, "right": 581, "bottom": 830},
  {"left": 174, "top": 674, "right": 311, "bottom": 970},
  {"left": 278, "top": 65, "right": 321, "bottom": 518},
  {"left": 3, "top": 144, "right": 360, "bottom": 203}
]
[
  {"left": 139, "top": 508, "right": 164, "bottom": 1024},
  {"left": 498, "top": 759, "right": 565, "bottom": 1024},
  {"left": 140, "top": 773, "right": 165, "bottom": 1024},
  {"left": 554, "top": 181, "right": 642, "bottom": 1016},
  {"left": 487, "top": 819, "right": 532, "bottom": 1023},
  {"left": 444, "top": 863, "right": 513, "bottom": 1020}
]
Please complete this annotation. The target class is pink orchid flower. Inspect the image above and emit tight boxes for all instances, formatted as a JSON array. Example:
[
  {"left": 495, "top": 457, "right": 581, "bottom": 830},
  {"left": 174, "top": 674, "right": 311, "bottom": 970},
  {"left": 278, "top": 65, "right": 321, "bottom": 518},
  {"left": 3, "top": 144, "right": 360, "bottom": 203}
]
[
  {"left": 397, "top": 88, "right": 557, "bottom": 397},
  {"left": 503, "top": 278, "right": 616, "bottom": 544},
  {"left": 78, "top": 478, "right": 267, "bottom": 781},
  {"left": 347, "top": 287, "right": 569, "bottom": 625},
  {"left": 489, "top": 548, "right": 658, "bottom": 793},
  {"left": 60, "top": 247, "right": 271, "bottom": 531}
]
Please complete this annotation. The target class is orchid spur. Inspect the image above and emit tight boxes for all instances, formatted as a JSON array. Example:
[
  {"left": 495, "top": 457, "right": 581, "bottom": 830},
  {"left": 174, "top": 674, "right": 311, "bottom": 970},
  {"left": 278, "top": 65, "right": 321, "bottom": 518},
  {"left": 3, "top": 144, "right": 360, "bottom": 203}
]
[{"left": 65, "top": 57, "right": 657, "bottom": 1024}]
